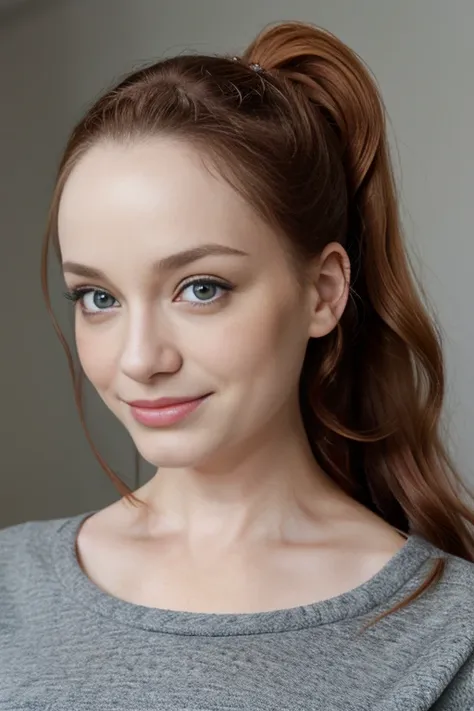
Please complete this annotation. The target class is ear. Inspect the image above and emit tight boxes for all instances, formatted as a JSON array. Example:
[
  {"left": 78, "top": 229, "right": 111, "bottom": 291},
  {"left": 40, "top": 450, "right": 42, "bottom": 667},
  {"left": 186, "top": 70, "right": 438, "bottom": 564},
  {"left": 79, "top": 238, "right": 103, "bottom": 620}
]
[{"left": 306, "top": 243, "right": 350, "bottom": 339}]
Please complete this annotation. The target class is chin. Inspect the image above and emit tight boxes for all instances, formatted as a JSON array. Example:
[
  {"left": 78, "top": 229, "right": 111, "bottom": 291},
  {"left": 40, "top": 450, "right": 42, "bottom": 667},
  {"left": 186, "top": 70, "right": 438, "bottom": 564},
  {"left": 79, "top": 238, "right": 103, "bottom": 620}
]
[{"left": 131, "top": 429, "right": 225, "bottom": 470}]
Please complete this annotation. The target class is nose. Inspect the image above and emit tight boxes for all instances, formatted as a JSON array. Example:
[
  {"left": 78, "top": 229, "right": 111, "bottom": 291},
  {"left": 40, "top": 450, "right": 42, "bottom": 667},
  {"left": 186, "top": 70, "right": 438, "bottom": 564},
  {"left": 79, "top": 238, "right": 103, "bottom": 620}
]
[{"left": 119, "top": 308, "right": 183, "bottom": 383}]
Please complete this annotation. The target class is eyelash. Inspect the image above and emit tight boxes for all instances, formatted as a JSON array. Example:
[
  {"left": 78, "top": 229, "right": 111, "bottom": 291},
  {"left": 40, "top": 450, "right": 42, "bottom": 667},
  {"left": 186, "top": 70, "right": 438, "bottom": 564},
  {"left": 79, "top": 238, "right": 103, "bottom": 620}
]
[{"left": 63, "top": 277, "right": 234, "bottom": 316}]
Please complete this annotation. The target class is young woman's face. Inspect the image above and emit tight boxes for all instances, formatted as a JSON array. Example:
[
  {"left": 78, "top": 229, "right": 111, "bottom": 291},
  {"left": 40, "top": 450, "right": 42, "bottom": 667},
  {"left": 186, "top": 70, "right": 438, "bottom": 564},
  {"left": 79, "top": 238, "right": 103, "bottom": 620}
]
[{"left": 58, "top": 138, "right": 335, "bottom": 469}]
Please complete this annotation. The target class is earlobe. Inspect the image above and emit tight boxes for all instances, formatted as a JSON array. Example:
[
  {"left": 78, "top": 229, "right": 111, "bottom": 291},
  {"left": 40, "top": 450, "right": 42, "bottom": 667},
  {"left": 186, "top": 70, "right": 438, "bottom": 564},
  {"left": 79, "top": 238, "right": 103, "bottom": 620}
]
[{"left": 306, "top": 243, "right": 350, "bottom": 339}]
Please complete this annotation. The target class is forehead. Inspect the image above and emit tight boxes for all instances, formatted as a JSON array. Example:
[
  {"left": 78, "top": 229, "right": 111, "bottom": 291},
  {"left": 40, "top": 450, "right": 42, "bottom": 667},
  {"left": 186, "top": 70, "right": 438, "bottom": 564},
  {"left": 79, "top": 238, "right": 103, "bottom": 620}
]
[{"left": 57, "top": 138, "right": 275, "bottom": 261}]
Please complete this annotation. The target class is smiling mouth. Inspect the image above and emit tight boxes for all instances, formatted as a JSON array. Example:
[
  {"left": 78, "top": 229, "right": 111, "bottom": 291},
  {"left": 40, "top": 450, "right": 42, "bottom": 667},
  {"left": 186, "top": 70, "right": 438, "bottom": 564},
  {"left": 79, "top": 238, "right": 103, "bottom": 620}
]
[{"left": 127, "top": 394, "right": 212, "bottom": 427}]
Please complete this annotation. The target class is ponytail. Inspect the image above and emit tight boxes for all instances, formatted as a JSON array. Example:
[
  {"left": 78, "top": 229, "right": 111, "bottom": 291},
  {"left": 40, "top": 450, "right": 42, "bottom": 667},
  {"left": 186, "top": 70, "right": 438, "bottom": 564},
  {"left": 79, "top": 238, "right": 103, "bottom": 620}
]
[{"left": 244, "top": 22, "right": 474, "bottom": 627}]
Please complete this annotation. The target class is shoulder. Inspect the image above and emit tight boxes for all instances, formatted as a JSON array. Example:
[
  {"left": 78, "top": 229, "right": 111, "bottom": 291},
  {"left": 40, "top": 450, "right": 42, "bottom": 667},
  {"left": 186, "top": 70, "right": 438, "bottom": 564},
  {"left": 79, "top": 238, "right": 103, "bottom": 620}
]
[
  {"left": 0, "top": 514, "right": 78, "bottom": 586},
  {"left": 437, "top": 545, "right": 474, "bottom": 596},
  {"left": 408, "top": 539, "right": 474, "bottom": 632},
  {"left": 0, "top": 514, "right": 69, "bottom": 549},
  {"left": 0, "top": 514, "right": 85, "bottom": 641}
]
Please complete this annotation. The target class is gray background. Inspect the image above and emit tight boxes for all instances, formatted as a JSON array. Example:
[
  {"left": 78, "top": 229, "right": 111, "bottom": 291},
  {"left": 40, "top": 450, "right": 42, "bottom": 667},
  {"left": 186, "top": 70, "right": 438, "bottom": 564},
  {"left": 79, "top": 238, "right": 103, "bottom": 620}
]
[{"left": 1, "top": 0, "right": 473, "bottom": 526}]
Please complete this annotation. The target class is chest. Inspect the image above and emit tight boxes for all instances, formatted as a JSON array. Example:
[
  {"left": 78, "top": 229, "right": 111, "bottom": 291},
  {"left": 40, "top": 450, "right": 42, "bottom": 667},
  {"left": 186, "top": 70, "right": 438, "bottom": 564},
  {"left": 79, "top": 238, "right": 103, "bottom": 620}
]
[
  {"left": 76, "top": 531, "right": 389, "bottom": 614},
  {"left": 0, "top": 623, "right": 463, "bottom": 711}
]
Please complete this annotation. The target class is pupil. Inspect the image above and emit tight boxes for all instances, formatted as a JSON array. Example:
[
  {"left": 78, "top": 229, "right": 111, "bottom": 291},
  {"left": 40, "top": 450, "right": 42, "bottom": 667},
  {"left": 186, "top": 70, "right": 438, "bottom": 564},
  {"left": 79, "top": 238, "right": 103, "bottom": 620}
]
[{"left": 194, "top": 284, "right": 215, "bottom": 300}]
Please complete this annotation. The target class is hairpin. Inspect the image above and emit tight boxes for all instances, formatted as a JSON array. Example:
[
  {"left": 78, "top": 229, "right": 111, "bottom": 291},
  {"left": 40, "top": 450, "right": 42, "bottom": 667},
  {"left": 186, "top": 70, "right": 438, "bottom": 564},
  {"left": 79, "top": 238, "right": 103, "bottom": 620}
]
[{"left": 232, "top": 56, "right": 264, "bottom": 74}]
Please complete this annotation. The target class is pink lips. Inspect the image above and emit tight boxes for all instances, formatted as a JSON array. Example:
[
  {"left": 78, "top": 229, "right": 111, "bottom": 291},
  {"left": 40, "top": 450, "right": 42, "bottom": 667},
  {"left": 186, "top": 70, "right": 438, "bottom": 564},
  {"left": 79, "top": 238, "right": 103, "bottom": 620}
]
[{"left": 128, "top": 394, "right": 211, "bottom": 427}]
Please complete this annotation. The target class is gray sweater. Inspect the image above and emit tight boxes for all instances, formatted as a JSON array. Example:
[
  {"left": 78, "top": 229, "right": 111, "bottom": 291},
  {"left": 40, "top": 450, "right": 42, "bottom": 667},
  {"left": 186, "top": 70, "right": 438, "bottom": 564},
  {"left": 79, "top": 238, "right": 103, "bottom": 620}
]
[{"left": 1, "top": 509, "right": 474, "bottom": 710}]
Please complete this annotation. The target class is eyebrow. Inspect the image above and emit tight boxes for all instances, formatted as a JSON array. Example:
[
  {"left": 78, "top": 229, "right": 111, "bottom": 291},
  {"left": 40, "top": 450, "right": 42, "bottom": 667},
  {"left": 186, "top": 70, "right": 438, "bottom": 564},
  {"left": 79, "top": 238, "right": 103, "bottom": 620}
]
[{"left": 62, "top": 243, "right": 249, "bottom": 279}]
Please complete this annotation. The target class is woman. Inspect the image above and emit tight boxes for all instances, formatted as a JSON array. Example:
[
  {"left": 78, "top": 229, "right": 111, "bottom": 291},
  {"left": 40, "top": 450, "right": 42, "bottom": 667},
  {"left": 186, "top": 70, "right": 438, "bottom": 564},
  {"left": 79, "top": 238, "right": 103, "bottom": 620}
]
[{"left": 1, "top": 19, "right": 473, "bottom": 710}]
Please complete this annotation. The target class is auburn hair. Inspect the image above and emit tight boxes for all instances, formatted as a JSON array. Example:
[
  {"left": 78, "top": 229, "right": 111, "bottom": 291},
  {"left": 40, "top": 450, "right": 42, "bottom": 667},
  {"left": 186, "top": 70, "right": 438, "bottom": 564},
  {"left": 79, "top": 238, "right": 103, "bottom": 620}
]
[{"left": 41, "top": 20, "right": 474, "bottom": 630}]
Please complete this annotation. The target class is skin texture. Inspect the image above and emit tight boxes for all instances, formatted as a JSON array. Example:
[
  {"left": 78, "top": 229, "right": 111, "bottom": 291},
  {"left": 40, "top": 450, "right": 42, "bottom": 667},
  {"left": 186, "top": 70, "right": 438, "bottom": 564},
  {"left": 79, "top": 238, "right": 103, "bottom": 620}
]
[{"left": 58, "top": 137, "right": 407, "bottom": 614}]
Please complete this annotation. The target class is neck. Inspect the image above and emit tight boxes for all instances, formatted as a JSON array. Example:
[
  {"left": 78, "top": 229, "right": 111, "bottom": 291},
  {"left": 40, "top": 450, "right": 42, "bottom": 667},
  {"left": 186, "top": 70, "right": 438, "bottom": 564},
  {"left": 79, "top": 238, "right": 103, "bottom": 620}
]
[{"left": 126, "top": 410, "right": 353, "bottom": 548}]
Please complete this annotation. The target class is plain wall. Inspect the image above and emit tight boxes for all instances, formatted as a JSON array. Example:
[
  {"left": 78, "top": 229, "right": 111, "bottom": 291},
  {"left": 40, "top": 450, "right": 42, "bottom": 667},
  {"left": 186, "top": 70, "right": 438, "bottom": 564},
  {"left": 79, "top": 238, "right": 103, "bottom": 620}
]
[{"left": 1, "top": 0, "right": 473, "bottom": 526}]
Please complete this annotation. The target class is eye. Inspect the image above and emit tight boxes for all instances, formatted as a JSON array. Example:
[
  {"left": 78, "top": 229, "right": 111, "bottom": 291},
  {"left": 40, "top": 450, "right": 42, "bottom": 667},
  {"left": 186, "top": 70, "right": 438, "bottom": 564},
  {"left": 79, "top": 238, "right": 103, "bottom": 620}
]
[
  {"left": 175, "top": 278, "right": 233, "bottom": 307},
  {"left": 64, "top": 288, "right": 119, "bottom": 314}
]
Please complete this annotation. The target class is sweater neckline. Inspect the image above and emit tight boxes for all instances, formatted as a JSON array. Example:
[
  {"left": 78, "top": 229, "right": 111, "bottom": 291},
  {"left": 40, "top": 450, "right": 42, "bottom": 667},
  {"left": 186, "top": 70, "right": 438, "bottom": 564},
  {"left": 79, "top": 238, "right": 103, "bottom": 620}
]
[{"left": 51, "top": 509, "right": 438, "bottom": 637}]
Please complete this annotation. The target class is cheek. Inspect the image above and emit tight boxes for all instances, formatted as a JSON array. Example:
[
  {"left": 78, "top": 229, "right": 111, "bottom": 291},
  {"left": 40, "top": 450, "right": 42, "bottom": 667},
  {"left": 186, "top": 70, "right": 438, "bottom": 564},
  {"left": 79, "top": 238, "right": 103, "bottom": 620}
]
[
  {"left": 75, "top": 323, "right": 116, "bottom": 390},
  {"left": 198, "top": 296, "right": 307, "bottom": 381}
]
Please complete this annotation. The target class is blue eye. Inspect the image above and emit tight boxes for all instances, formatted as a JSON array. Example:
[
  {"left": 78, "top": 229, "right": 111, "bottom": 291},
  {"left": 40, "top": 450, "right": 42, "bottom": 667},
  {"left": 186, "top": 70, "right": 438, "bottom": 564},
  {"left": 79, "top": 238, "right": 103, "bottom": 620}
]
[
  {"left": 64, "top": 288, "right": 119, "bottom": 314},
  {"left": 176, "top": 278, "right": 233, "bottom": 306}
]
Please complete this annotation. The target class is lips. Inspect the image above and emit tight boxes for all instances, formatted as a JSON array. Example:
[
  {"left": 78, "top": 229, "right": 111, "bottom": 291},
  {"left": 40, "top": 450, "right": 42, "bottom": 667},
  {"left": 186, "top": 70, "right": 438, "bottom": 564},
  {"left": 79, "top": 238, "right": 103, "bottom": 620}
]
[
  {"left": 127, "top": 394, "right": 211, "bottom": 427},
  {"left": 128, "top": 395, "right": 207, "bottom": 409}
]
